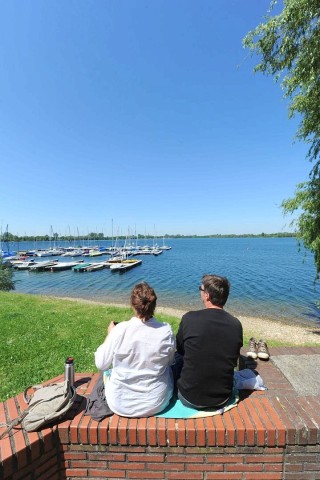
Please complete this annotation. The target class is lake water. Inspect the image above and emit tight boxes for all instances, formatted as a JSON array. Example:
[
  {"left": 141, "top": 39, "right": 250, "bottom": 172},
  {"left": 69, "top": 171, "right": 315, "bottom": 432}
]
[{"left": 8, "top": 237, "right": 320, "bottom": 326}]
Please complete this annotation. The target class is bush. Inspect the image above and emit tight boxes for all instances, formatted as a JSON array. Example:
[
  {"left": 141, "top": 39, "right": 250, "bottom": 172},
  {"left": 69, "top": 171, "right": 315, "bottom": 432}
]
[{"left": 0, "top": 260, "right": 15, "bottom": 291}]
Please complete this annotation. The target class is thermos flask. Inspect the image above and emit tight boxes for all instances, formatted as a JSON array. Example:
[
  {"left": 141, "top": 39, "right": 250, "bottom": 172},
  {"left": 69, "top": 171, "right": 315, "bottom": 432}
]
[{"left": 64, "top": 357, "right": 75, "bottom": 386}]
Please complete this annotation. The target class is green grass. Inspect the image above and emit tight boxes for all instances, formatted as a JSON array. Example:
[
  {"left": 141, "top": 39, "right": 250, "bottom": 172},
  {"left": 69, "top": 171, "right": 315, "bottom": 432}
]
[
  {"left": 0, "top": 292, "right": 180, "bottom": 401},
  {"left": 0, "top": 291, "right": 307, "bottom": 401}
]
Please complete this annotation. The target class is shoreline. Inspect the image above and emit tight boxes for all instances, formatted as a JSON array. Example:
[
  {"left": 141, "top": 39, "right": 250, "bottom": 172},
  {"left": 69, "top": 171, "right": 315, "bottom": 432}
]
[{"left": 47, "top": 294, "right": 320, "bottom": 345}]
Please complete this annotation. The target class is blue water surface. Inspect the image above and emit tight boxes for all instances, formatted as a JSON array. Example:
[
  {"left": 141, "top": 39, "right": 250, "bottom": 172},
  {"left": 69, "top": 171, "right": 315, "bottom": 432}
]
[{"left": 9, "top": 237, "right": 320, "bottom": 326}]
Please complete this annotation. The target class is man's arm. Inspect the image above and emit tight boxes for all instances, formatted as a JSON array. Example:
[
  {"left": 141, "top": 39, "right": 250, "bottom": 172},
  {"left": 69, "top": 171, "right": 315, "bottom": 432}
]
[{"left": 176, "top": 316, "right": 185, "bottom": 355}]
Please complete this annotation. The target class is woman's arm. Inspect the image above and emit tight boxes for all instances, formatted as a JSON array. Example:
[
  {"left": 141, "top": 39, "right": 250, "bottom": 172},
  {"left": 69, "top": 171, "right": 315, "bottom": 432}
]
[{"left": 94, "top": 321, "right": 118, "bottom": 370}]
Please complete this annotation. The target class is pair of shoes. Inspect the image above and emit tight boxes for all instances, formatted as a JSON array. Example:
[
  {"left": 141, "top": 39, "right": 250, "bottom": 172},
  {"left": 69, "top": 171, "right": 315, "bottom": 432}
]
[{"left": 246, "top": 337, "right": 270, "bottom": 360}]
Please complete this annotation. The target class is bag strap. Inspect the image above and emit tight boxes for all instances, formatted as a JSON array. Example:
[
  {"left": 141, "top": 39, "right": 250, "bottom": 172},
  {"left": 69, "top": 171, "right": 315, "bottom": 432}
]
[
  {"left": 0, "top": 409, "right": 30, "bottom": 439},
  {"left": 23, "top": 384, "right": 44, "bottom": 404}
]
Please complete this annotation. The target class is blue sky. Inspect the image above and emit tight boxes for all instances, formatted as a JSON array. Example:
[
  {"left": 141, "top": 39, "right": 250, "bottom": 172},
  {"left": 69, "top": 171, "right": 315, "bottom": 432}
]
[{"left": 0, "top": 0, "right": 311, "bottom": 237}]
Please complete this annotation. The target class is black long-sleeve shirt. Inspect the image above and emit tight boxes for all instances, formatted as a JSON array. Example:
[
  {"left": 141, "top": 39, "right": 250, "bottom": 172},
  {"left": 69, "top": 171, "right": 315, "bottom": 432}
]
[{"left": 176, "top": 308, "right": 243, "bottom": 407}]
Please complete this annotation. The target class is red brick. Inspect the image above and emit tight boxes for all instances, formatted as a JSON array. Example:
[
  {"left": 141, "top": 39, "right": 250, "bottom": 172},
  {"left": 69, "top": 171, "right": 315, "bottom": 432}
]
[
  {"left": 194, "top": 418, "right": 206, "bottom": 447},
  {"left": 110, "top": 462, "right": 145, "bottom": 470},
  {"left": 37, "top": 467, "right": 61, "bottom": 480},
  {"left": 167, "top": 419, "right": 177, "bottom": 446},
  {"left": 290, "top": 397, "right": 319, "bottom": 444},
  {"left": 34, "top": 454, "right": 60, "bottom": 475},
  {"left": 251, "top": 397, "right": 276, "bottom": 446},
  {"left": 64, "top": 451, "right": 87, "bottom": 460},
  {"left": 57, "top": 417, "right": 70, "bottom": 444},
  {"left": 260, "top": 397, "right": 286, "bottom": 446},
  {"left": 243, "top": 397, "right": 266, "bottom": 446},
  {"left": 147, "top": 417, "right": 157, "bottom": 446},
  {"left": 89, "top": 470, "right": 125, "bottom": 478},
  {"left": 98, "top": 416, "right": 110, "bottom": 444},
  {"left": 79, "top": 413, "right": 91, "bottom": 444},
  {"left": 157, "top": 417, "right": 167, "bottom": 446},
  {"left": 69, "top": 396, "right": 87, "bottom": 444},
  {"left": 176, "top": 419, "right": 186, "bottom": 446},
  {"left": 246, "top": 454, "right": 283, "bottom": 463},
  {"left": 245, "top": 474, "right": 282, "bottom": 479},
  {"left": 118, "top": 416, "right": 128, "bottom": 445},
  {"left": 185, "top": 418, "right": 196, "bottom": 446},
  {"left": 128, "top": 454, "right": 164, "bottom": 462},
  {"left": 265, "top": 463, "right": 282, "bottom": 472},
  {"left": 305, "top": 463, "right": 320, "bottom": 471},
  {"left": 206, "top": 474, "right": 243, "bottom": 480},
  {"left": 207, "top": 455, "right": 244, "bottom": 463},
  {"left": 15, "top": 393, "right": 43, "bottom": 461},
  {"left": 128, "top": 418, "right": 138, "bottom": 445},
  {"left": 65, "top": 468, "right": 88, "bottom": 476},
  {"left": 71, "top": 460, "right": 106, "bottom": 468},
  {"left": 187, "top": 463, "right": 224, "bottom": 471},
  {"left": 213, "top": 415, "right": 226, "bottom": 446},
  {"left": 137, "top": 417, "right": 148, "bottom": 446},
  {"left": 167, "top": 454, "right": 204, "bottom": 463},
  {"left": 268, "top": 396, "right": 296, "bottom": 445},
  {"left": 231, "top": 405, "right": 248, "bottom": 445},
  {"left": 109, "top": 414, "right": 120, "bottom": 444},
  {"left": 88, "top": 452, "right": 126, "bottom": 461},
  {"left": 223, "top": 411, "right": 235, "bottom": 446},
  {"left": 128, "top": 472, "right": 164, "bottom": 479},
  {"left": 204, "top": 416, "right": 216, "bottom": 446},
  {"left": 226, "top": 463, "right": 263, "bottom": 471},
  {"left": 167, "top": 473, "right": 203, "bottom": 479},
  {"left": 88, "top": 418, "right": 99, "bottom": 445},
  {"left": 148, "top": 462, "right": 184, "bottom": 471}
]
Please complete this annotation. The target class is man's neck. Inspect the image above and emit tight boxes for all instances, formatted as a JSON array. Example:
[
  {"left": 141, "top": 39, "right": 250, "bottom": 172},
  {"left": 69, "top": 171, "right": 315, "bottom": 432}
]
[{"left": 204, "top": 300, "right": 223, "bottom": 310}]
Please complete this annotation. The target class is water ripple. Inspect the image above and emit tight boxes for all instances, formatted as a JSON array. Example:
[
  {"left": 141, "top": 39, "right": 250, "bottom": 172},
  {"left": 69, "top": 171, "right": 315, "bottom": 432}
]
[{"left": 10, "top": 238, "right": 320, "bottom": 326}]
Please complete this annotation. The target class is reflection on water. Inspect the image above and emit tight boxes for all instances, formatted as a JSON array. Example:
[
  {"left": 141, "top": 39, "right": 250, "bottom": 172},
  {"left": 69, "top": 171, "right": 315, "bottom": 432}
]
[{"left": 9, "top": 237, "right": 320, "bottom": 326}]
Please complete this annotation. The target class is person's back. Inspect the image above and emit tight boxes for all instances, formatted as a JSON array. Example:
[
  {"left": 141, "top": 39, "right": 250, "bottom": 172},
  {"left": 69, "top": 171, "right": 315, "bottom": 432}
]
[
  {"left": 176, "top": 274, "right": 243, "bottom": 409},
  {"left": 94, "top": 282, "right": 175, "bottom": 417},
  {"left": 177, "top": 308, "right": 242, "bottom": 407},
  {"left": 96, "top": 316, "right": 175, "bottom": 417}
]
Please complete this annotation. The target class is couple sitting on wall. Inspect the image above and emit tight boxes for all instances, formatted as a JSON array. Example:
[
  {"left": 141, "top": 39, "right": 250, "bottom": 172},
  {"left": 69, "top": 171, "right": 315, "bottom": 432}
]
[{"left": 90, "top": 275, "right": 243, "bottom": 418}]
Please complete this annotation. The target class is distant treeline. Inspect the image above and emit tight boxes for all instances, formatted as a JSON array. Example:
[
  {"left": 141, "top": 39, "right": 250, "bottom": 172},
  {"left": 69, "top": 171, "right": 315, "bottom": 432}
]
[{"left": 1, "top": 232, "right": 295, "bottom": 242}]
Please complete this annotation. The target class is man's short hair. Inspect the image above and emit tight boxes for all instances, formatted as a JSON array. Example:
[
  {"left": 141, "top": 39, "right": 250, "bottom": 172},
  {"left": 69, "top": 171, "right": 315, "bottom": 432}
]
[{"left": 202, "top": 274, "right": 230, "bottom": 307}]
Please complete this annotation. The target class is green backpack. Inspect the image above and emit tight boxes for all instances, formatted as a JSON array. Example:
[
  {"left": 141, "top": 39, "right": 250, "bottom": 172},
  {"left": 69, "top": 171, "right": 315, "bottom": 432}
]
[{"left": 0, "top": 381, "right": 76, "bottom": 437}]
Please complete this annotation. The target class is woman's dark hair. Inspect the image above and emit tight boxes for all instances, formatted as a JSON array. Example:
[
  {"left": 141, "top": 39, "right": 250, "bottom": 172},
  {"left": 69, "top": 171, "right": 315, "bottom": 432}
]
[
  {"left": 130, "top": 282, "right": 157, "bottom": 321},
  {"left": 202, "top": 274, "right": 230, "bottom": 307}
]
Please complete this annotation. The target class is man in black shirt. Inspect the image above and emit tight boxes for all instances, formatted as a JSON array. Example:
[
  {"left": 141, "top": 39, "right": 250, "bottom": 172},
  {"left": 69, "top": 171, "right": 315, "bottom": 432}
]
[{"left": 176, "top": 274, "right": 243, "bottom": 409}]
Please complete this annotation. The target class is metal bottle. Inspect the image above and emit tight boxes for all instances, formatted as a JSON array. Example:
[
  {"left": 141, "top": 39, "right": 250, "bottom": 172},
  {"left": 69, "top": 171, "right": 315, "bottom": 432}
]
[{"left": 64, "top": 357, "right": 75, "bottom": 386}]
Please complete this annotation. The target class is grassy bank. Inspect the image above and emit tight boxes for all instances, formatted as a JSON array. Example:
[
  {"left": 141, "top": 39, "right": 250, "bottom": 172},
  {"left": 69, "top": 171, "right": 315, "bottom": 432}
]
[
  {"left": 0, "top": 292, "right": 181, "bottom": 401},
  {"left": 1, "top": 292, "right": 317, "bottom": 401}
]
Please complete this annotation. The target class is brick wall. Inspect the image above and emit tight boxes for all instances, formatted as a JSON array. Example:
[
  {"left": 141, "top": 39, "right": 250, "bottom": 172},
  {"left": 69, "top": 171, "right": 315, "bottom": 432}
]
[
  {"left": 61, "top": 445, "right": 285, "bottom": 479},
  {"left": 1, "top": 348, "right": 320, "bottom": 480}
]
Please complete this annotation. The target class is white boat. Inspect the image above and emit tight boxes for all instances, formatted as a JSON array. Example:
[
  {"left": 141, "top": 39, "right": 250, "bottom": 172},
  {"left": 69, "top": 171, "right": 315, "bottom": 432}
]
[
  {"left": 159, "top": 237, "right": 172, "bottom": 250},
  {"left": 48, "top": 261, "right": 83, "bottom": 272},
  {"left": 35, "top": 249, "right": 62, "bottom": 257},
  {"left": 29, "top": 260, "right": 59, "bottom": 271},
  {"left": 89, "top": 250, "right": 104, "bottom": 257},
  {"left": 61, "top": 249, "right": 83, "bottom": 257},
  {"left": 14, "top": 260, "right": 37, "bottom": 270},
  {"left": 84, "top": 262, "right": 107, "bottom": 272},
  {"left": 110, "top": 259, "right": 142, "bottom": 272}
]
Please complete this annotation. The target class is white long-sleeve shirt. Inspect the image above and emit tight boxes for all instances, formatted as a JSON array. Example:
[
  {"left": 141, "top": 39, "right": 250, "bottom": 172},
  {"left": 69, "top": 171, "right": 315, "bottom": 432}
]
[{"left": 94, "top": 316, "right": 175, "bottom": 417}]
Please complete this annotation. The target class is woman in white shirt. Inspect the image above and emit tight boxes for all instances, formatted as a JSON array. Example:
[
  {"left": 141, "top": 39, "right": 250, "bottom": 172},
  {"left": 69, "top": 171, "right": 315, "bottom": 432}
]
[{"left": 94, "top": 282, "right": 175, "bottom": 417}]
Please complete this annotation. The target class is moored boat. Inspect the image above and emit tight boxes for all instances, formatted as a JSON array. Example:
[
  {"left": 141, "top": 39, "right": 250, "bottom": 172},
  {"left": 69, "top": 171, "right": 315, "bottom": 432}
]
[
  {"left": 29, "top": 260, "right": 59, "bottom": 272},
  {"left": 48, "top": 261, "right": 83, "bottom": 272},
  {"left": 110, "top": 259, "right": 142, "bottom": 272}
]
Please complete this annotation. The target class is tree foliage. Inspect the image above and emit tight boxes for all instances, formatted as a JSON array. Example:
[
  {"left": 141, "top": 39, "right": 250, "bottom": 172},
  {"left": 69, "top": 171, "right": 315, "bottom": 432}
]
[
  {"left": 244, "top": 0, "right": 320, "bottom": 278},
  {"left": 0, "top": 260, "right": 15, "bottom": 291}
]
